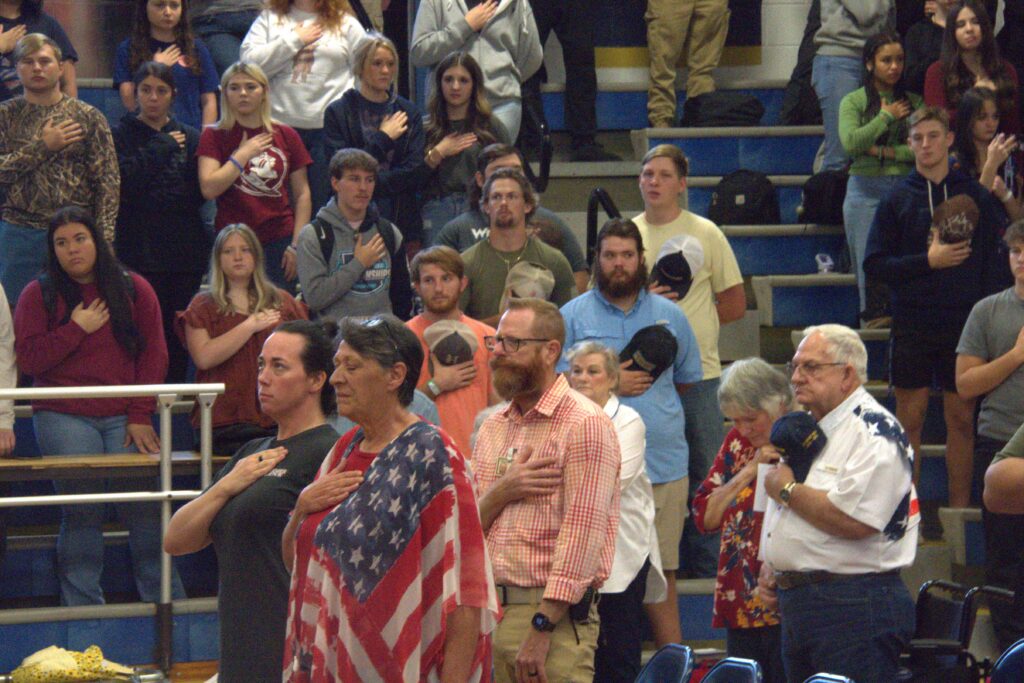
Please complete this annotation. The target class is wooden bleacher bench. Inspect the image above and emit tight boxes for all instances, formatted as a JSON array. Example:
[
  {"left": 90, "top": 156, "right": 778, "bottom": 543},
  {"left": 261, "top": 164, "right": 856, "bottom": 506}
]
[{"left": 0, "top": 452, "right": 229, "bottom": 482}]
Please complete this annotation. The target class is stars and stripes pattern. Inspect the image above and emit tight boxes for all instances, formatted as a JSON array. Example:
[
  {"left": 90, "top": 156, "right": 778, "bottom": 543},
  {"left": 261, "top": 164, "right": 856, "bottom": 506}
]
[{"left": 283, "top": 421, "right": 499, "bottom": 682}]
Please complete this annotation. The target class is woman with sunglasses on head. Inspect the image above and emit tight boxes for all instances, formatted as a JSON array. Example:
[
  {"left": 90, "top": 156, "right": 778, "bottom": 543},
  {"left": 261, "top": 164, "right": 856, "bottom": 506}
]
[
  {"left": 197, "top": 61, "right": 312, "bottom": 292},
  {"left": 113, "top": 60, "right": 210, "bottom": 384},
  {"left": 924, "top": 0, "right": 1020, "bottom": 134},
  {"left": 282, "top": 315, "right": 499, "bottom": 682},
  {"left": 13, "top": 206, "right": 185, "bottom": 606},
  {"left": 165, "top": 320, "right": 339, "bottom": 683},
  {"left": 179, "top": 224, "right": 307, "bottom": 456}
]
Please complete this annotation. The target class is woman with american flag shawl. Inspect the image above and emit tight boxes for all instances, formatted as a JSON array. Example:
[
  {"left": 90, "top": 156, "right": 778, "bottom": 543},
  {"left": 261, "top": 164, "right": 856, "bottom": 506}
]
[{"left": 282, "top": 315, "right": 500, "bottom": 682}]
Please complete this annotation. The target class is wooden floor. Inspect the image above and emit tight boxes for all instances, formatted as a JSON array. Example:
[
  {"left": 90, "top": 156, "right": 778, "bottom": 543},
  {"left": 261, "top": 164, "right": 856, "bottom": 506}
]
[{"left": 167, "top": 661, "right": 217, "bottom": 682}]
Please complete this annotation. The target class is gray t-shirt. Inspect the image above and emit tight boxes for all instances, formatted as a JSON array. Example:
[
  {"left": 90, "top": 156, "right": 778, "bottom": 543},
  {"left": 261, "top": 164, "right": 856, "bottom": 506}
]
[
  {"left": 957, "top": 287, "right": 1024, "bottom": 440},
  {"left": 434, "top": 206, "right": 588, "bottom": 273}
]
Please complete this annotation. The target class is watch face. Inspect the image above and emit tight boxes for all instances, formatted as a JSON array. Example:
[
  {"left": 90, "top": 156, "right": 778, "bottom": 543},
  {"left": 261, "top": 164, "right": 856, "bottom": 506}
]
[{"left": 531, "top": 613, "right": 554, "bottom": 631}]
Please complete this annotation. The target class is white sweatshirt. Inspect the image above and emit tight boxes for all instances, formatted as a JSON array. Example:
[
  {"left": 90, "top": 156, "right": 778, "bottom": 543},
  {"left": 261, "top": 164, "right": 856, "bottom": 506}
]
[{"left": 241, "top": 8, "right": 367, "bottom": 129}]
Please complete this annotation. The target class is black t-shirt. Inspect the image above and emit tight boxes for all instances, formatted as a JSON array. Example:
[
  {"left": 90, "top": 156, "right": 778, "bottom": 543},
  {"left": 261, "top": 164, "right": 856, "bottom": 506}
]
[
  {"left": 0, "top": 12, "right": 78, "bottom": 101},
  {"left": 208, "top": 424, "right": 339, "bottom": 683}
]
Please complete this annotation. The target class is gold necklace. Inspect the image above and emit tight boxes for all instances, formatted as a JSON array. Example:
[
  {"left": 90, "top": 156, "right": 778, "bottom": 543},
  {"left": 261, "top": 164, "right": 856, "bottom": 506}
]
[{"left": 496, "top": 241, "right": 529, "bottom": 271}]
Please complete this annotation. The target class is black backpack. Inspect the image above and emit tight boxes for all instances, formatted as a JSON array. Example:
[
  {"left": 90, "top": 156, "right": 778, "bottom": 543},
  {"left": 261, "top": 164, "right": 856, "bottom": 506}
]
[
  {"left": 797, "top": 169, "right": 848, "bottom": 225},
  {"left": 681, "top": 91, "right": 765, "bottom": 127},
  {"left": 311, "top": 215, "right": 414, "bottom": 320},
  {"left": 708, "top": 170, "right": 780, "bottom": 225}
]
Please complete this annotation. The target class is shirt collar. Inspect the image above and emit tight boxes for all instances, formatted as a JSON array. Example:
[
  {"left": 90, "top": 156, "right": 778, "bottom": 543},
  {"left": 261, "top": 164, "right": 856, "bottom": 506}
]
[
  {"left": 603, "top": 394, "right": 621, "bottom": 420},
  {"left": 818, "top": 385, "right": 870, "bottom": 437},
  {"left": 593, "top": 287, "right": 648, "bottom": 315},
  {"left": 503, "top": 374, "right": 570, "bottom": 420}
]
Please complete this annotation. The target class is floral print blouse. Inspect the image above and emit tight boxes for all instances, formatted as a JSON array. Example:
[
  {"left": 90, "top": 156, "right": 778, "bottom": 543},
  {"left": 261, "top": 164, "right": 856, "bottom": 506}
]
[{"left": 691, "top": 427, "right": 780, "bottom": 629}]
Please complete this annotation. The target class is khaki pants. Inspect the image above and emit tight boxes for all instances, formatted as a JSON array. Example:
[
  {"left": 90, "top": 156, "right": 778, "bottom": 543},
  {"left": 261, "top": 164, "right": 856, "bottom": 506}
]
[
  {"left": 645, "top": 0, "right": 730, "bottom": 126},
  {"left": 494, "top": 602, "right": 600, "bottom": 683}
]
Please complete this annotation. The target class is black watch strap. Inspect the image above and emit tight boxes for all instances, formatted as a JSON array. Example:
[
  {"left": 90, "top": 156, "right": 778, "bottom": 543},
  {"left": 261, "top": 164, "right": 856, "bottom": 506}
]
[{"left": 531, "top": 611, "right": 556, "bottom": 632}]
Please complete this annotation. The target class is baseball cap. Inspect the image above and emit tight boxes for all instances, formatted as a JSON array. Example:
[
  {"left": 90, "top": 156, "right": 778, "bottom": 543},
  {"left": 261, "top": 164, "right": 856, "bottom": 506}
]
[
  {"left": 618, "top": 324, "right": 678, "bottom": 380},
  {"left": 769, "top": 411, "right": 827, "bottom": 483},
  {"left": 499, "top": 261, "right": 556, "bottom": 313},
  {"left": 932, "top": 194, "right": 979, "bottom": 244},
  {"left": 651, "top": 234, "right": 705, "bottom": 299},
  {"left": 423, "top": 319, "right": 478, "bottom": 366}
]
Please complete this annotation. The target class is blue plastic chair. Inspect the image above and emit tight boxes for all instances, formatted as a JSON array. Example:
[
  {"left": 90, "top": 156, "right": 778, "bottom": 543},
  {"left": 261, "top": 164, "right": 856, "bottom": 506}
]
[
  {"left": 634, "top": 643, "right": 693, "bottom": 683},
  {"left": 991, "top": 637, "right": 1024, "bottom": 683},
  {"left": 701, "top": 656, "right": 764, "bottom": 683},
  {"left": 802, "top": 675, "right": 855, "bottom": 683}
]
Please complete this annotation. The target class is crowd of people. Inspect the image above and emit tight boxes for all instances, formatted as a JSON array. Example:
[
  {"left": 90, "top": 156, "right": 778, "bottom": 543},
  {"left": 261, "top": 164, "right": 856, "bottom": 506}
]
[{"left": 1, "top": 0, "right": 1024, "bottom": 681}]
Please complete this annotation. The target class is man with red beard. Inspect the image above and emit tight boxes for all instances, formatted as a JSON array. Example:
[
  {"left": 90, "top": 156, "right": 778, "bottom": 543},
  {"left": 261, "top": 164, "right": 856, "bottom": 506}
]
[
  {"left": 558, "top": 217, "right": 702, "bottom": 649},
  {"left": 406, "top": 245, "right": 498, "bottom": 457},
  {"left": 474, "top": 297, "right": 621, "bottom": 683},
  {"left": 459, "top": 168, "right": 576, "bottom": 326}
]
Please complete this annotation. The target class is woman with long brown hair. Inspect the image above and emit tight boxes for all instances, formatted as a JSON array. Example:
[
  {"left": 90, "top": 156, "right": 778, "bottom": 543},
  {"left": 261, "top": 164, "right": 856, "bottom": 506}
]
[
  {"left": 114, "top": 0, "right": 219, "bottom": 128},
  {"left": 421, "top": 51, "right": 507, "bottom": 245},
  {"left": 241, "top": 0, "right": 367, "bottom": 212},
  {"left": 924, "top": 0, "right": 1020, "bottom": 134}
]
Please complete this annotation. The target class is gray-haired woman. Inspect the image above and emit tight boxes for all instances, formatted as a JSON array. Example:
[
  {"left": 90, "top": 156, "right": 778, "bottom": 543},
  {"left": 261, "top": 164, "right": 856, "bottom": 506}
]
[
  {"left": 691, "top": 357, "right": 793, "bottom": 683},
  {"left": 567, "top": 340, "right": 665, "bottom": 683},
  {"left": 281, "top": 315, "right": 500, "bottom": 682}
]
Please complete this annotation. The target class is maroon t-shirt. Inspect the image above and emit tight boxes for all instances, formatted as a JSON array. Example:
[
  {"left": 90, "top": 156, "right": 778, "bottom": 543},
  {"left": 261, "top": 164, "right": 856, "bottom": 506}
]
[{"left": 197, "top": 122, "right": 312, "bottom": 244}]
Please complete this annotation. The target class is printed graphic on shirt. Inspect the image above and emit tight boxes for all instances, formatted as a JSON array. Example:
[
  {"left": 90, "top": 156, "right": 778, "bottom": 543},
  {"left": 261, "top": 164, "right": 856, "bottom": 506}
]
[
  {"left": 292, "top": 43, "right": 316, "bottom": 83},
  {"left": 334, "top": 248, "right": 390, "bottom": 294},
  {"left": 855, "top": 406, "right": 918, "bottom": 541},
  {"left": 237, "top": 147, "right": 287, "bottom": 198}
]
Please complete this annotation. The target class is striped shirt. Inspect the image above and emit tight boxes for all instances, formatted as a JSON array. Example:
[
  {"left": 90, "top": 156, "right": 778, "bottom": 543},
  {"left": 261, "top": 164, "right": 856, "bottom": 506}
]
[{"left": 474, "top": 374, "right": 621, "bottom": 603}]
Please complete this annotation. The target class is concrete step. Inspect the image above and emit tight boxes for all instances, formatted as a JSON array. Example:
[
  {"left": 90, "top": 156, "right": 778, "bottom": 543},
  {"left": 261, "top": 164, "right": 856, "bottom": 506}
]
[
  {"left": 631, "top": 126, "right": 823, "bottom": 176},
  {"left": 751, "top": 274, "right": 859, "bottom": 328}
]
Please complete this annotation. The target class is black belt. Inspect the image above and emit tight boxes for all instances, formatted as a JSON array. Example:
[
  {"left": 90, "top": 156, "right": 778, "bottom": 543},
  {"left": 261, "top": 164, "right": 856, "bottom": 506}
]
[{"left": 775, "top": 569, "right": 900, "bottom": 591}]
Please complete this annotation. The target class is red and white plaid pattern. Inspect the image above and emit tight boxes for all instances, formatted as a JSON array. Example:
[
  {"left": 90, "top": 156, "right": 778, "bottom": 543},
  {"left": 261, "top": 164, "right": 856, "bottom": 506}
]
[{"left": 474, "top": 375, "right": 621, "bottom": 603}]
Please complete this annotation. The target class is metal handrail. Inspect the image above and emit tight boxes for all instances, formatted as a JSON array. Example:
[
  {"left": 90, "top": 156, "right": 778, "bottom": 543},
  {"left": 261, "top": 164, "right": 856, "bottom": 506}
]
[
  {"left": 0, "top": 382, "right": 224, "bottom": 673},
  {"left": 586, "top": 187, "right": 623, "bottom": 266},
  {"left": 521, "top": 97, "right": 552, "bottom": 194}
]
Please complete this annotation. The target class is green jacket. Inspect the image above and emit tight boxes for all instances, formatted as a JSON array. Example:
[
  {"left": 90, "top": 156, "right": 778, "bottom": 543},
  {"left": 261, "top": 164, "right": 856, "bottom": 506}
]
[{"left": 839, "top": 87, "right": 923, "bottom": 177}]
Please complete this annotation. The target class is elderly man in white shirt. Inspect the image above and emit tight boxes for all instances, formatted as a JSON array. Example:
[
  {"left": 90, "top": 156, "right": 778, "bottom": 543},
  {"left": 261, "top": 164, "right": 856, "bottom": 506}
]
[{"left": 757, "top": 323, "right": 918, "bottom": 683}]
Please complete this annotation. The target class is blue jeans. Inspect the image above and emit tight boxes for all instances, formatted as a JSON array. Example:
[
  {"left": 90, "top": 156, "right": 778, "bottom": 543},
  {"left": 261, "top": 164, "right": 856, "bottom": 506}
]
[
  {"left": 263, "top": 235, "right": 297, "bottom": 295},
  {"left": 811, "top": 55, "right": 863, "bottom": 172},
  {"left": 778, "top": 572, "right": 915, "bottom": 683},
  {"left": 491, "top": 99, "right": 523, "bottom": 143},
  {"left": 843, "top": 175, "right": 902, "bottom": 313},
  {"left": 0, "top": 220, "right": 48, "bottom": 307},
  {"left": 296, "top": 127, "right": 329, "bottom": 218},
  {"left": 679, "top": 377, "right": 724, "bottom": 578},
  {"left": 33, "top": 411, "right": 186, "bottom": 606},
  {"left": 191, "top": 9, "right": 260, "bottom": 76},
  {"left": 422, "top": 194, "right": 468, "bottom": 246}
]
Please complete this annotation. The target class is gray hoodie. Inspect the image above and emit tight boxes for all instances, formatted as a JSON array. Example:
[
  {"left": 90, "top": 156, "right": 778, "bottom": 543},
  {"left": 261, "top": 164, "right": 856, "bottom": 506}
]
[
  {"left": 295, "top": 199, "right": 403, "bottom": 322},
  {"left": 815, "top": 0, "right": 894, "bottom": 58},
  {"left": 410, "top": 0, "right": 543, "bottom": 103}
]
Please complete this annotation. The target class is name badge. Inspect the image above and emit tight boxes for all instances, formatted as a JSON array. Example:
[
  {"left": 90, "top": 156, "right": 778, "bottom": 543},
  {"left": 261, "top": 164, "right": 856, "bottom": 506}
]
[
  {"left": 816, "top": 463, "right": 839, "bottom": 474},
  {"left": 496, "top": 447, "right": 517, "bottom": 477}
]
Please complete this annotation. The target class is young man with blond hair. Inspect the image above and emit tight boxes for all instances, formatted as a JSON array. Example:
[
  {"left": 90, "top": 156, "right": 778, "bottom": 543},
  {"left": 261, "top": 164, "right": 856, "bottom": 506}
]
[{"left": 634, "top": 143, "right": 746, "bottom": 579}]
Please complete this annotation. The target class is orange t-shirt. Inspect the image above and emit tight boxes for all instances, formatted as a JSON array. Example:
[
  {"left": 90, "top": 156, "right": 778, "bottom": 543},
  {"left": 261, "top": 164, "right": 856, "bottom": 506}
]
[{"left": 406, "top": 313, "right": 494, "bottom": 458}]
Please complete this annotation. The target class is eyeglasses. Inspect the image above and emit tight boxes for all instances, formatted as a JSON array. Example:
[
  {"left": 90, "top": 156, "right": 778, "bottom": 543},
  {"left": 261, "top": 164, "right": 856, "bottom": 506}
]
[
  {"left": 363, "top": 317, "right": 400, "bottom": 357},
  {"left": 484, "top": 335, "right": 549, "bottom": 353},
  {"left": 785, "top": 361, "right": 846, "bottom": 377}
]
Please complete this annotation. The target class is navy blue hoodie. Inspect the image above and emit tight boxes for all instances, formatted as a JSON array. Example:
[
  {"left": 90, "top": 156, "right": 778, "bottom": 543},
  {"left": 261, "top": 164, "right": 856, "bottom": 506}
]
[{"left": 863, "top": 166, "right": 1007, "bottom": 328}]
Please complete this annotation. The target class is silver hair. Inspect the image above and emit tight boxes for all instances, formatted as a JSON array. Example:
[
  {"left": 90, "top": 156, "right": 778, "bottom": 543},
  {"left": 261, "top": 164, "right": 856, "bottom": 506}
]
[
  {"left": 565, "top": 341, "right": 620, "bottom": 391},
  {"left": 718, "top": 357, "right": 795, "bottom": 418},
  {"left": 800, "top": 323, "right": 868, "bottom": 383}
]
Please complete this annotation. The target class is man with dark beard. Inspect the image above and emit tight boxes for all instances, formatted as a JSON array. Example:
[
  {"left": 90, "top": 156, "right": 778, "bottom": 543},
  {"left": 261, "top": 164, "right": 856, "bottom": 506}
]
[
  {"left": 474, "top": 297, "right": 621, "bottom": 683},
  {"left": 459, "top": 168, "right": 577, "bottom": 325},
  {"left": 558, "top": 217, "right": 702, "bottom": 649},
  {"left": 406, "top": 245, "right": 499, "bottom": 457}
]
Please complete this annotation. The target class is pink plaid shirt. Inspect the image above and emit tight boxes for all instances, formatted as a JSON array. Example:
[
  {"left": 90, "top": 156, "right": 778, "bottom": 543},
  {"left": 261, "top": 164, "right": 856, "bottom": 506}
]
[{"left": 474, "top": 375, "right": 621, "bottom": 604}]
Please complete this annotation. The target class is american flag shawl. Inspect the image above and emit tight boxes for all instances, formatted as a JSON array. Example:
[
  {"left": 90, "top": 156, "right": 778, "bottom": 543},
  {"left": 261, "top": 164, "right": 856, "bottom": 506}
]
[{"left": 283, "top": 420, "right": 500, "bottom": 682}]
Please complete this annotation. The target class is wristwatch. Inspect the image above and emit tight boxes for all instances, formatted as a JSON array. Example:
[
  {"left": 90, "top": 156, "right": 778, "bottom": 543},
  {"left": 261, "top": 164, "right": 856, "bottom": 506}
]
[
  {"left": 779, "top": 480, "right": 798, "bottom": 507},
  {"left": 531, "top": 612, "right": 556, "bottom": 633}
]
